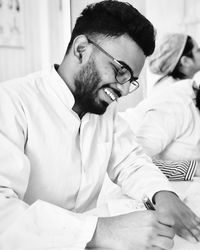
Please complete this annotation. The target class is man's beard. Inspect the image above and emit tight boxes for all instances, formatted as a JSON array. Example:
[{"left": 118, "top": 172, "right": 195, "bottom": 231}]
[{"left": 73, "top": 58, "right": 109, "bottom": 116}]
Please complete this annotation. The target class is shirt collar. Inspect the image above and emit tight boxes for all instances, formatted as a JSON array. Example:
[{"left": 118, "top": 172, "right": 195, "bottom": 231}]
[
  {"left": 172, "top": 79, "right": 196, "bottom": 100},
  {"left": 45, "top": 65, "right": 116, "bottom": 120},
  {"left": 46, "top": 64, "right": 75, "bottom": 109}
]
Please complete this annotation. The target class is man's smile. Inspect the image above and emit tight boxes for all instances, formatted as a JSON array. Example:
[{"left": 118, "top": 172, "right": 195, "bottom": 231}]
[{"left": 102, "top": 86, "right": 121, "bottom": 103}]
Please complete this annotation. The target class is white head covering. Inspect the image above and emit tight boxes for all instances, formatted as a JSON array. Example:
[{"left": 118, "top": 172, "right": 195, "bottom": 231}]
[{"left": 149, "top": 33, "right": 187, "bottom": 75}]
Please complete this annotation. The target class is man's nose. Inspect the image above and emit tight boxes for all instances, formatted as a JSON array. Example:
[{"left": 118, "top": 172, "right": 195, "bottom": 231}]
[{"left": 116, "top": 81, "right": 130, "bottom": 96}]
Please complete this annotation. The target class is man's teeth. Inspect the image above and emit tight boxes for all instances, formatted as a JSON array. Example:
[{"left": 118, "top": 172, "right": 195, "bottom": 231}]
[{"left": 104, "top": 88, "right": 116, "bottom": 101}]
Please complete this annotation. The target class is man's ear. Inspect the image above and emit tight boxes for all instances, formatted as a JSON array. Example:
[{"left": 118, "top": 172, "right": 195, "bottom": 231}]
[
  {"left": 180, "top": 55, "right": 193, "bottom": 67},
  {"left": 72, "top": 35, "right": 91, "bottom": 64}
]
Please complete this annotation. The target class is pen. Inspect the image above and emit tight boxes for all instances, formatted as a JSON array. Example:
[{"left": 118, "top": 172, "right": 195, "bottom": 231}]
[{"left": 142, "top": 194, "right": 155, "bottom": 210}]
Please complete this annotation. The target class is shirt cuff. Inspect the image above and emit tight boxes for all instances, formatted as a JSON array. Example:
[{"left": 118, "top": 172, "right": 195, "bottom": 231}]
[
  {"left": 0, "top": 200, "right": 98, "bottom": 249},
  {"left": 185, "top": 160, "right": 197, "bottom": 181}
]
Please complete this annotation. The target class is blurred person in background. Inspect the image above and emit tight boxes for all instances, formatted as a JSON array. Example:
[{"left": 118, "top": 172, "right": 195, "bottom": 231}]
[{"left": 120, "top": 33, "right": 200, "bottom": 181}]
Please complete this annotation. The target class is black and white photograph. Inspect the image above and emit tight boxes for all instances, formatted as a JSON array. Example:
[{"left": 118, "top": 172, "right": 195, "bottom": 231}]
[{"left": 0, "top": 1, "right": 200, "bottom": 249}]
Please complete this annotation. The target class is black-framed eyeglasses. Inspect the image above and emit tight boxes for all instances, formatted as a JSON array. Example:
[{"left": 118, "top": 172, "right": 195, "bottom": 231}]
[{"left": 87, "top": 38, "right": 139, "bottom": 93}]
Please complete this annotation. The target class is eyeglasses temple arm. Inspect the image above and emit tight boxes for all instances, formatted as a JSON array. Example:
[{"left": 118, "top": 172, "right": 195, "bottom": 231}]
[{"left": 87, "top": 38, "right": 121, "bottom": 67}]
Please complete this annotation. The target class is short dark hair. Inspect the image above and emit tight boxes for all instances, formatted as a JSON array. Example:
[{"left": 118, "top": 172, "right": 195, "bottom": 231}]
[
  {"left": 170, "top": 36, "right": 194, "bottom": 79},
  {"left": 66, "top": 0, "right": 155, "bottom": 56},
  {"left": 196, "top": 88, "right": 200, "bottom": 111}
]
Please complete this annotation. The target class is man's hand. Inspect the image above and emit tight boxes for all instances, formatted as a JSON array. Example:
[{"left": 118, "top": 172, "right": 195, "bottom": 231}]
[
  {"left": 154, "top": 191, "right": 200, "bottom": 243},
  {"left": 87, "top": 210, "right": 175, "bottom": 250}
]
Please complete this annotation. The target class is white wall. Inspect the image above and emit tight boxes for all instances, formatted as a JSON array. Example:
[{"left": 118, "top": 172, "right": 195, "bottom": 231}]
[
  {"left": 0, "top": 0, "right": 71, "bottom": 82},
  {"left": 48, "top": 0, "right": 71, "bottom": 65}
]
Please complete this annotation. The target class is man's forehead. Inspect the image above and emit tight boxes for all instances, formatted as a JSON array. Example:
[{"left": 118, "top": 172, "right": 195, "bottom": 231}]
[{"left": 101, "top": 35, "right": 146, "bottom": 75}]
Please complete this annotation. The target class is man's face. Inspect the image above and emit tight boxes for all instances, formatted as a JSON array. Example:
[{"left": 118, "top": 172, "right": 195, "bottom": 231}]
[
  {"left": 191, "top": 40, "right": 200, "bottom": 74},
  {"left": 73, "top": 35, "right": 146, "bottom": 116}
]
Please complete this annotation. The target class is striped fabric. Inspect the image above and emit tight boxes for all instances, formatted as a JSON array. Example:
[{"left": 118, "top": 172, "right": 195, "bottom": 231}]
[{"left": 153, "top": 158, "right": 197, "bottom": 181}]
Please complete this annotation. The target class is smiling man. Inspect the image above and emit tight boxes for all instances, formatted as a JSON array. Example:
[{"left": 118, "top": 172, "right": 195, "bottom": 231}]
[
  {"left": 58, "top": 34, "right": 145, "bottom": 117},
  {"left": 0, "top": 1, "right": 200, "bottom": 250}
]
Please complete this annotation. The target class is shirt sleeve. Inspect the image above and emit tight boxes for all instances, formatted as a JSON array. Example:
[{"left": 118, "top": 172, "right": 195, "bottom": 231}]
[
  {"left": 107, "top": 113, "right": 174, "bottom": 202},
  {"left": 0, "top": 87, "right": 97, "bottom": 249},
  {"left": 0, "top": 200, "right": 97, "bottom": 249},
  {"left": 135, "top": 102, "right": 185, "bottom": 157},
  {"left": 152, "top": 158, "right": 197, "bottom": 181}
]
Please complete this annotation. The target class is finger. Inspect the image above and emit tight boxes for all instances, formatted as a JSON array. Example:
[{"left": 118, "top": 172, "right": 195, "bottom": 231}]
[
  {"left": 178, "top": 227, "right": 199, "bottom": 244},
  {"left": 151, "top": 247, "right": 166, "bottom": 250},
  {"left": 193, "top": 215, "right": 200, "bottom": 224},
  {"left": 157, "top": 223, "right": 175, "bottom": 239},
  {"left": 180, "top": 214, "right": 200, "bottom": 242},
  {"left": 190, "top": 228, "right": 200, "bottom": 242},
  {"left": 191, "top": 215, "right": 200, "bottom": 233},
  {"left": 185, "top": 227, "right": 200, "bottom": 243},
  {"left": 151, "top": 235, "right": 174, "bottom": 250},
  {"left": 187, "top": 213, "right": 200, "bottom": 228},
  {"left": 188, "top": 219, "right": 200, "bottom": 242},
  {"left": 158, "top": 214, "right": 175, "bottom": 227}
]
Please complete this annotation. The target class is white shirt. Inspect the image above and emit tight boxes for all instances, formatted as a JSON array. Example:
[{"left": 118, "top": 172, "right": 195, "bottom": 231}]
[
  {"left": 149, "top": 76, "right": 177, "bottom": 96},
  {"left": 0, "top": 65, "right": 172, "bottom": 249},
  {"left": 120, "top": 79, "right": 200, "bottom": 161}
]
